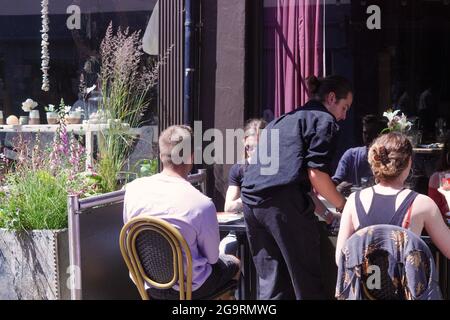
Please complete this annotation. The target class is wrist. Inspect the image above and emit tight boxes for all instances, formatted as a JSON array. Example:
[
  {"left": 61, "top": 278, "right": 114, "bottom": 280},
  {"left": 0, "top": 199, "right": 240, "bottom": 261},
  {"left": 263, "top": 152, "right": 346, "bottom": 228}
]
[{"left": 323, "top": 209, "right": 334, "bottom": 224}]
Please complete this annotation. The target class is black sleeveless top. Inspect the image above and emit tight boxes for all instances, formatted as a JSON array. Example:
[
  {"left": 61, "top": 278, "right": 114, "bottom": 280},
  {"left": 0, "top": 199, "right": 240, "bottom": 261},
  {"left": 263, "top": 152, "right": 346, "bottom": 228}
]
[{"left": 355, "top": 187, "right": 419, "bottom": 230}]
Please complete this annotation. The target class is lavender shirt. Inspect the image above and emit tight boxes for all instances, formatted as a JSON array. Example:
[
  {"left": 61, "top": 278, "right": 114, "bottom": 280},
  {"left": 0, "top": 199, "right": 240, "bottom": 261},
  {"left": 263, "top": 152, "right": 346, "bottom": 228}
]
[{"left": 123, "top": 173, "right": 220, "bottom": 291}]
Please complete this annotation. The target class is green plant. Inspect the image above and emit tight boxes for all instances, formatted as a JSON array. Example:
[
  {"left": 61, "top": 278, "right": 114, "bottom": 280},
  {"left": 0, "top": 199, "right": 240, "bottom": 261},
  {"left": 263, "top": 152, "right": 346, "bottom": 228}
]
[
  {"left": 0, "top": 108, "right": 102, "bottom": 231},
  {"left": 0, "top": 170, "right": 68, "bottom": 230},
  {"left": 95, "top": 23, "right": 167, "bottom": 192},
  {"left": 134, "top": 159, "right": 158, "bottom": 178}
]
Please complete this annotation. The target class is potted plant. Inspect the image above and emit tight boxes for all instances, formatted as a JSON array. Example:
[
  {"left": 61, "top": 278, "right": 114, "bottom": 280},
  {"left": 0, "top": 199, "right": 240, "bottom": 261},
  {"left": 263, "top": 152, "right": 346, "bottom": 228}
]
[
  {"left": 134, "top": 158, "right": 158, "bottom": 178},
  {"left": 45, "top": 104, "right": 58, "bottom": 124},
  {"left": 0, "top": 112, "right": 102, "bottom": 300},
  {"left": 382, "top": 109, "right": 412, "bottom": 133},
  {"left": 66, "top": 107, "right": 83, "bottom": 124},
  {"left": 21, "top": 98, "right": 38, "bottom": 125},
  {"left": 382, "top": 109, "right": 419, "bottom": 146}
]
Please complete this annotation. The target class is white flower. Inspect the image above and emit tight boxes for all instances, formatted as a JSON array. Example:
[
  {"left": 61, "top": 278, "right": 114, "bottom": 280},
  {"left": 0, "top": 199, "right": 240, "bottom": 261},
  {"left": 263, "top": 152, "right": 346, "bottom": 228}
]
[
  {"left": 383, "top": 109, "right": 400, "bottom": 123},
  {"left": 22, "top": 99, "right": 38, "bottom": 112},
  {"left": 64, "top": 106, "right": 72, "bottom": 114},
  {"left": 398, "top": 114, "right": 412, "bottom": 131},
  {"left": 75, "top": 107, "right": 83, "bottom": 113},
  {"left": 45, "top": 104, "right": 55, "bottom": 112},
  {"left": 383, "top": 109, "right": 412, "bottom": 133}
]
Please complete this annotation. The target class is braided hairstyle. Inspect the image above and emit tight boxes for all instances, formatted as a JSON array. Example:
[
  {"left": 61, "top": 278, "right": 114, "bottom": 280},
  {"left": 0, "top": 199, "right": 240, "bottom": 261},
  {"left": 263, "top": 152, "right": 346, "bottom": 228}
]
[{"left": 368, "top": 132, "right": 413, "bottom": 182}]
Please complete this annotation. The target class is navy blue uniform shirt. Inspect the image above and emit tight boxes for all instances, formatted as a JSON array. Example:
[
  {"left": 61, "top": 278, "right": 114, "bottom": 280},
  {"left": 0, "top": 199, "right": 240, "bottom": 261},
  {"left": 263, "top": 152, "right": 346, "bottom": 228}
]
[
  {"left": 332, "top": 146, "right": 373, "bottom": 186},
  {"left": 241, "top": 100, "right": 340, "bottom": 206},
  {"left": 229, "top": 163, "right": 245, "bottom": 187}
]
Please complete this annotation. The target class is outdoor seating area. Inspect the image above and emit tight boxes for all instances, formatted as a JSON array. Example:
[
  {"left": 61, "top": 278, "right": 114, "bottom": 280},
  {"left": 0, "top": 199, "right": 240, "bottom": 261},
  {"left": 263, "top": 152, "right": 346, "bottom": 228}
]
[{"left": 1, "top": 1, "right": 450, "bottom": 306}]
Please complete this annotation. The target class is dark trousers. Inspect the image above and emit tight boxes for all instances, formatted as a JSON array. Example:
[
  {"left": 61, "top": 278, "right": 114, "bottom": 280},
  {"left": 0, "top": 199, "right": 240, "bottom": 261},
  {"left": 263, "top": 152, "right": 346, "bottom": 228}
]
[{"left": 243, "top": 186, "right": 324, "bottom": 300}]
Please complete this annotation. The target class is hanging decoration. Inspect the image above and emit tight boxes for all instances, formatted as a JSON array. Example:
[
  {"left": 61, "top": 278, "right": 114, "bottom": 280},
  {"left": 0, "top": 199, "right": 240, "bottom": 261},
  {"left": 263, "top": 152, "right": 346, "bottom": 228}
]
[{"left": 41, "top": 0, "right": 50, "bottom": 92}]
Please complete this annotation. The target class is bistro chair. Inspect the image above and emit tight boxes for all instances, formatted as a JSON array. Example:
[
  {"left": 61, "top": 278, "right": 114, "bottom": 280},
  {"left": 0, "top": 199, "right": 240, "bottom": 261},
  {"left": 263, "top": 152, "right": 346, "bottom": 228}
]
[
  {"left": 119, "top": 216, "right": 237, "bottom": 300},
  {"left": 335, "top": 224, "right": 442, "bottom": 300}
]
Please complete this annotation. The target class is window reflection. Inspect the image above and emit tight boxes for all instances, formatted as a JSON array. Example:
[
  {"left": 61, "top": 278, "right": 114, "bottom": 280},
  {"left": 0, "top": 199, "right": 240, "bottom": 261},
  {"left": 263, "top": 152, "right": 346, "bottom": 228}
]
[{"left": 0, "top": 0, "right": 158, "bottom": 123}]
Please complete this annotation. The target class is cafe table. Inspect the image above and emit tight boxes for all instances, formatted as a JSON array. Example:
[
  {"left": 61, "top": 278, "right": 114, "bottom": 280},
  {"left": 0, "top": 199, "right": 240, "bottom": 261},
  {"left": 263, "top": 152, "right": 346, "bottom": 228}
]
[
  {"left": 217, "top": 212, "right": 258, "bottom": 300},
  {"left": 412, "top": 145, "right": 444, "bottom": 179}
]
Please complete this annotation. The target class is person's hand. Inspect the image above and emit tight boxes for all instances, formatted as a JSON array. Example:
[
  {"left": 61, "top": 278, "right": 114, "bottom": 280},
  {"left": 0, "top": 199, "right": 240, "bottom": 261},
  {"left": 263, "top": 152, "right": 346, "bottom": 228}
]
[
  {"left": 327, "top": 212, "right": 341, "bottom": 235},
  {"left": 323, "top": 209, "right": 341, "bottom": 225}
]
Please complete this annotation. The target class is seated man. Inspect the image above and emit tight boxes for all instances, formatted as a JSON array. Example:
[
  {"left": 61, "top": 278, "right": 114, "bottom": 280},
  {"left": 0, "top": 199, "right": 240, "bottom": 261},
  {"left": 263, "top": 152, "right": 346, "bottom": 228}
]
[
  {"left": 332, "top": 115, "right": 385, "bottom": 191},
  {"left": 123, "top": 125, "right": 240, "bottom": 299}
]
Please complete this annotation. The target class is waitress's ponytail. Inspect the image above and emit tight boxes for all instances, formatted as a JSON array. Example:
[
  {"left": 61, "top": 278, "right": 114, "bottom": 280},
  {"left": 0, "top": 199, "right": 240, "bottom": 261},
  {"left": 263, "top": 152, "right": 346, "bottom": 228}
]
[{"left": 306, "top": 75, "right": 353, "bottom": 102}]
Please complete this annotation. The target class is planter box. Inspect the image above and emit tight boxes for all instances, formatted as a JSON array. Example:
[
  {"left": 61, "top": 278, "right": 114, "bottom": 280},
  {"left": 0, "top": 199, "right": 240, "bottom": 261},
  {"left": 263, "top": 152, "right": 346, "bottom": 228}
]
[{"left": 0, "top": 229, "right": 70, "bottom": 300}]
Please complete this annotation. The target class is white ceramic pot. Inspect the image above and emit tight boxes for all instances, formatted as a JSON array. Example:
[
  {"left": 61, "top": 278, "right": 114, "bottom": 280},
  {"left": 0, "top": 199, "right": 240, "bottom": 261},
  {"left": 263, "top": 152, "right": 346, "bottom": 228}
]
[
  {"left": 46, "top": 112, "right": 59, "bottom": 125},
  {"left": 19, "top": 116, "right": 29, "bottom": 125},
  {"left": 29, "top": 110, "right": 40, "bottom": 124}
]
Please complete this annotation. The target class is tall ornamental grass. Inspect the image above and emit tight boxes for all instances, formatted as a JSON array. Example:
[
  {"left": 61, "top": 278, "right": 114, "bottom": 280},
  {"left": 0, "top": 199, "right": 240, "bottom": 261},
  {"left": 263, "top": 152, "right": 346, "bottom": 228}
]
[{"left": 96, "top": 23, "right": 167, "bottom": 192}]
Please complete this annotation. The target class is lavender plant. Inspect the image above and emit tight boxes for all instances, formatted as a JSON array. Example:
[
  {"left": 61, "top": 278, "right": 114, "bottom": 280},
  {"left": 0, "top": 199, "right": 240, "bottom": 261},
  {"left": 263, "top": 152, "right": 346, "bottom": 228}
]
[{"left": 0, "top": 107, "right": 102, "bottom": 231}]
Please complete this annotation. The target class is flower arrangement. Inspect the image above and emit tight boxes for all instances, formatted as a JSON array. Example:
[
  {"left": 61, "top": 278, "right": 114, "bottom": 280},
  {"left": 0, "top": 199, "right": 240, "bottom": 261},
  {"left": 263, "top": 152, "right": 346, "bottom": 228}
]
[
  {"left": 41, "top": 0, "right": 50, "bottom": 92},
  {"left": 0, "top": 100, "right": 103, "bottom": 231},
  {"left": 382, "top": 109, "right": 412, "bottom": 133},
  {"left": 21, "top": 98, "right": 38, "bottom": 113}
]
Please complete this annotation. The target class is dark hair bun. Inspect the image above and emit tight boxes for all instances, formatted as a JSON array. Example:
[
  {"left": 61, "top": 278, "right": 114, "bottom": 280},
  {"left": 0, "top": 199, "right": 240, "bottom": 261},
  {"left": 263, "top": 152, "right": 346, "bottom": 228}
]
[{"left": 306, "top": 75, "right": 321, "bottom": 95}]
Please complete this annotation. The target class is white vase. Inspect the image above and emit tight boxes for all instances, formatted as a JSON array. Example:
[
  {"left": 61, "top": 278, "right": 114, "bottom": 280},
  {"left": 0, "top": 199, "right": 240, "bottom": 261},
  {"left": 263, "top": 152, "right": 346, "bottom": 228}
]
[
  {"left": 46, "top": 112, "right": 58, "bottom": 125},
  {"left": 29, "top": 110, "right": 39, "bottom": 118},
  {"left": 19, "top": 116, "right": 29, "bottom": 125},
  {"left": 67, "top": 112, "right": 81, "bottom": 124},
  {"left": 29, "top": 110, "right": 40, "bottom": 125}
]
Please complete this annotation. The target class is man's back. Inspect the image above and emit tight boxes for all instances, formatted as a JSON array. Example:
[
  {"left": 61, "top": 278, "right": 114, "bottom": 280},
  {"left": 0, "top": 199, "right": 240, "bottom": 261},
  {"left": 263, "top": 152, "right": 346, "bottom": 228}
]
[{"left": 123, "top": 173, "right": 220, "bottom": 290}]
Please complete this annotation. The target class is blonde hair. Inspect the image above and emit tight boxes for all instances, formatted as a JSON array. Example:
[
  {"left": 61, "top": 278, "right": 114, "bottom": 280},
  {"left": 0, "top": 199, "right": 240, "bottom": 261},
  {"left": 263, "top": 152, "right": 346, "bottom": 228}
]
[
  {"left": 244, "top": 118, "right": 267, "bottom": 159},
  {"left": 368, "top": 132, "right": 412, "bottom": 182},
  {"left": 158, "top": 125, "right": 193, "bottom": 168},
  {"left": 244, "top": 118, "right": 266, "bottom": 137}
]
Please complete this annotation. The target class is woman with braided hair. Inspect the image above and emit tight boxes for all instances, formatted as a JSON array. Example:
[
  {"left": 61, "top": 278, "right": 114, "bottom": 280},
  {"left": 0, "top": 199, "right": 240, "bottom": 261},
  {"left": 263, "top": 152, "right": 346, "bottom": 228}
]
[{"left": 336, "top": 132, "right": 450, "bottom": 265}]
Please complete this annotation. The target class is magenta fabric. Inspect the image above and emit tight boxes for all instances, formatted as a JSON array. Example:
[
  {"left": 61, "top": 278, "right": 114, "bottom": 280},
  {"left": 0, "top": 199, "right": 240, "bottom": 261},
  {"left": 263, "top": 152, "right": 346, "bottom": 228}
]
[{"left": 265, "top": 0, "right": 324, "bottom": 117}]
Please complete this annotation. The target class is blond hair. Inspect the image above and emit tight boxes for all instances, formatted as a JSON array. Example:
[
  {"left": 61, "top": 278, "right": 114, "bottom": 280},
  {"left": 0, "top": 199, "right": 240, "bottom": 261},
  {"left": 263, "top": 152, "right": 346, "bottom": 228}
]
[
  {"left": 243, "top": 118, "right": 267, "bottom": 159},
  {"left": 158, "top": 125, "right": 193, "bottom": 168},
  {"left": 368, "top": 132, "right": 412, "bottom": 182}
]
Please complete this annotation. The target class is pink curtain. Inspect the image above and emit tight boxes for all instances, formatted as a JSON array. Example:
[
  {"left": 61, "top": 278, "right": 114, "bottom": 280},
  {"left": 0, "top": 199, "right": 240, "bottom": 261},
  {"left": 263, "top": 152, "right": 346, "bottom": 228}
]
[{"left": 270, "top": 0, "right": 324, "bottom": 117}]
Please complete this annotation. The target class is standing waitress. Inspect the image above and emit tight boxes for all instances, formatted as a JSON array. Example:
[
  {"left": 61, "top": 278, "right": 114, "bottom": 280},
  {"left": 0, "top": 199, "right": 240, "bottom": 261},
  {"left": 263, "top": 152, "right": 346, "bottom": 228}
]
[{"left": 241, "top": 75, "right": 353, "bottom": 300}]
